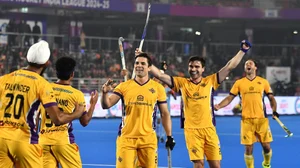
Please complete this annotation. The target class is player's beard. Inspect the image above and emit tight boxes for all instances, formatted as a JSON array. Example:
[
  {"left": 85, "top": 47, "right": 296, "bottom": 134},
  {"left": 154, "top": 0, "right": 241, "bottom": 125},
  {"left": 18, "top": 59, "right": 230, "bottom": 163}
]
[
  {"left": 189, "top": 71, "right": 200, "bottom": 80},
  {"left": 135, "top": 68, "right": 145, "bottom": 77},
  {"left": 40, "top": 66, "right": 48, "bottom": 77},
  {"left": 245, "top": 67, "right": 252, "bottom": 75}
]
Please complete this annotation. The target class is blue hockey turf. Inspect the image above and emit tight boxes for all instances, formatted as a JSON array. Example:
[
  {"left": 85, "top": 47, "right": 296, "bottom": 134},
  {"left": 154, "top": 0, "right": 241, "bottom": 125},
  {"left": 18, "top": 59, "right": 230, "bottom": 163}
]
[{"left": 73, "top": 116, "right": 300, "bottom": 168}]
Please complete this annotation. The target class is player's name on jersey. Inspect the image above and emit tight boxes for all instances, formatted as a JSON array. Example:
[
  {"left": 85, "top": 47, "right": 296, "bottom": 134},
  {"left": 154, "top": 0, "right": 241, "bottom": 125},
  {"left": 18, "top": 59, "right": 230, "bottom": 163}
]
[
  {"left": 5, "top": 83, "right": 30, "bottom": 93},
  {"left": 56, "top": 98, "right": 69, "bottom": 106}
]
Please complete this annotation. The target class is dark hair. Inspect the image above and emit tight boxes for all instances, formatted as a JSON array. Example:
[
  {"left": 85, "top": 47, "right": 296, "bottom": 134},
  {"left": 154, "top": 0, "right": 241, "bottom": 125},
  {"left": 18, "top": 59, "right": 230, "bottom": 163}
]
[
  {"left": 188, "top": 56, "right": 206, "bottom": 67},
  {"left": 27, "top": 62, "right": 44, "bottom": 68},
  {"left": 135, "top": 52, "right": 152, "bottom": 67},
  {"left": 245, "top": 59, "right": 258, "bottom": 68},
  {"left": 55, "top": 57, "right": 76, "bottom": 80}
]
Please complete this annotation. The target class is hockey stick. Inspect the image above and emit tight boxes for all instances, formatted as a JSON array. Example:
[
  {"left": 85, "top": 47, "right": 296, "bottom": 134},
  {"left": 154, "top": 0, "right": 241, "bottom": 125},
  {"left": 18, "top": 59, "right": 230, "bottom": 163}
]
[
  {"left": 118, "top": 37, "right": 127, "bottom": 81},
  {"left": 132, "top": 3, "right": 151, "bottom": 79},
  {"left": 274, "top": 116, "right": 293, "bottom": 137},
  {"left": 167, "top": 147, "right": 172, "bottom": 168}
]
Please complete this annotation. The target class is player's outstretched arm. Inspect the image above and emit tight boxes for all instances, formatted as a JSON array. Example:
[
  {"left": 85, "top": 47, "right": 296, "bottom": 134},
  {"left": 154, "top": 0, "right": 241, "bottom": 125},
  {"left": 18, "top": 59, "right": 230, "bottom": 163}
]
[
  {"left": 45, "top": 103, "right": 85, "bottom": 125},
  {"left": 150, "top": 65, "right": 172, "bottom": 87},
  {"left": 214, "top": 95, "right": 235, "bottom": 111},
  {"left": 159, "top": 103, "right": 175, "bottom": 150},
  {"left": 134, "top": 48, "right": 173, "bottom": 87},
  {"left": 101, "top": 79, "right": 120, "bottom": 109},
  {"left": 218, "top": 40, "right": 252, "bottom": 83},
  {"left": 80, "top": 90, "right": 99, "bottom": 127}
]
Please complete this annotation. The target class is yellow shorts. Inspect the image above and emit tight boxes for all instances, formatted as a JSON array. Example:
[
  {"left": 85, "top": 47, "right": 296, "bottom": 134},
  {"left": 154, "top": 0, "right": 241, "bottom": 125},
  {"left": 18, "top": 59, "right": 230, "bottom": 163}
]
[
  {"left": 0, "top": 138, "right": 42, "bottom": 168},
  {"left": 241, "top": 118, "right": 273, "bottom": 145},
  {"left": 184, "top": 127, "right": 222, "bottom": 161},
  {"left": 42, "top": 143, "right": 82, "bottom": 168},
  {"left": 116, "top": 132, "right": 158, "bottom": 168}
]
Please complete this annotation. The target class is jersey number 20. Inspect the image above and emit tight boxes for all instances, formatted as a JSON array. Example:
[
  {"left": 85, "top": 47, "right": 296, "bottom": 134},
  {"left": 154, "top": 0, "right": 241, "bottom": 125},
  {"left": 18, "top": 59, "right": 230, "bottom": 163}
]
[{"left": 4, "top": 93, "right": 24, "bottom": 119}]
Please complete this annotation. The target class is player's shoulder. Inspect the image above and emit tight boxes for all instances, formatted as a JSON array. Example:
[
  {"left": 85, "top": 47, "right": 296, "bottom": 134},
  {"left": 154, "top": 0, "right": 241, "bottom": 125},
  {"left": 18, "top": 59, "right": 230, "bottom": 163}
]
[
  {"left": 202, "top": 73, "right": 218, "bottom": 81},
  {"left": 21, "top": 69, "right": 50, "bottom": 84},
  {"left": 149, "top": 78, "right": 162, "bottom": 86},
  {"left": 173, "top": 76, "right": 189, "bottom": 84},
  {"left": 256, "top": 76, "right": 266, "bottom": 81},
  {"left": 256, "top": 76, "right": 269, "bottom": 83},
  {"left": 51, "top": 83, "right": 78, "bottom": 94}
]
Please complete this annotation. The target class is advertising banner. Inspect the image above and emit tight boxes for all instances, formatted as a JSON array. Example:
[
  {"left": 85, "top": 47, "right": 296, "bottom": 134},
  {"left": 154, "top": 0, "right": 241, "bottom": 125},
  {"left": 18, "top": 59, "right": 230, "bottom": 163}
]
[
  {"left": 1, "top": 0, "right": 133, "bottom": 12},
  {"left": 266, "top": 66, "right": 291, "bottom": 85}
]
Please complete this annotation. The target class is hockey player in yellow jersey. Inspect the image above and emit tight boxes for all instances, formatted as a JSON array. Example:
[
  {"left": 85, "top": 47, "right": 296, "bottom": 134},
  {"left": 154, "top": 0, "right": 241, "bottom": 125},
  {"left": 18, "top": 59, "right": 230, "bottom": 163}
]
[
  {"left": 39, "top": 56, "right": 99, "bottom": 168},
  {"left": 148, "top": 40, "right": 252, "bottom": 168},
  {"left": 101, "top": 53, "right": 176, "bottom": 168},
  {"left": 0, "top": 40, "right": 85, "bottom": 168},
  {"left": 214, "top": 59, "right": 278, "bottom": 168}
]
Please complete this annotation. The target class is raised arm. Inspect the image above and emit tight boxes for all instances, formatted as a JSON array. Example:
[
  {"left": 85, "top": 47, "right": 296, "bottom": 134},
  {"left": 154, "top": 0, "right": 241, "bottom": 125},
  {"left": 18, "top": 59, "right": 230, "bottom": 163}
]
[
  {"left": 214, "top": 94, "right": 235, "bottom": 111},
  {"left": 150, "top": 65, "right": 172, "bottom": 87},
  {"left": 218, "top": 40, "right": 252, "bottom": 83},
  {"left": 45, "top": 103, "right": 85, "bottom": 126},
  {"left": 101, "top": 79, "right": 120, "bottom": 109},
  {"left": 80, "top": 90, "right": 99, "bottom": 127}
]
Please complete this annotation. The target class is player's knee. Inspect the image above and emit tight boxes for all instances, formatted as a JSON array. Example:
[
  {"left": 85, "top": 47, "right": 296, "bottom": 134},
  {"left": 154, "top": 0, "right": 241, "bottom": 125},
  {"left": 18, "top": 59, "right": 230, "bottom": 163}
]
[
  {"left": 192, "top": 160, "right": 204, "bottom": 168},
  {"left": 208, "top": 160, "right": 221, "bottom": 168},
  {"left": 245, "top": 145, "right": 253, "bottom": 155},
  {"left": 261, "top": 143, "right": 271, "bottom": 153}
]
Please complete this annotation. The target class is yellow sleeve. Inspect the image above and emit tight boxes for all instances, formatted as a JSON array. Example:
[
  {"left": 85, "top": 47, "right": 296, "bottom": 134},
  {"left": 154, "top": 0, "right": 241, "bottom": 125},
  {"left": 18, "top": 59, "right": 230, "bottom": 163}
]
[
  {"left": 209, "top": 73, "right": 220, "bottom": 90},
  {"left": 113, "top": 83, "right": 123, "bottom": 97},
  {"left": 157, "top": 83, "right": 167, "bottom": 103},
  {"left": 230, "top": 80, "right": 239, "bottom": 96},
  {"left": 264, "top": 79, "right": 273, "bottom": 95},
  {"left": 40, "top": 81, "right": 57, "bottom": 107},
  {"left": 171, "top": 77, "right": 186, "bottom": 92}
]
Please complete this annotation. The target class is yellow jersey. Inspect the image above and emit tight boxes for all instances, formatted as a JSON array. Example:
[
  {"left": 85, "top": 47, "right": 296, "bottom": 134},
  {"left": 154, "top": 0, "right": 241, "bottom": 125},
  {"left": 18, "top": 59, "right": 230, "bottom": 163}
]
[
  {"left": 39, "top": 83, "right": 87, "bottom": 145},
  {"left": 113, "top": 79, "right": 167, "bottom": 137},
  {"left": 0, "top": 70, "right": 56, "bottom": 144},
  {"left": 230, "top": 76, "right": 273, "bottom": 119},
  {"left": 172, "top": 74, "right": 220, "bottom": 128}
]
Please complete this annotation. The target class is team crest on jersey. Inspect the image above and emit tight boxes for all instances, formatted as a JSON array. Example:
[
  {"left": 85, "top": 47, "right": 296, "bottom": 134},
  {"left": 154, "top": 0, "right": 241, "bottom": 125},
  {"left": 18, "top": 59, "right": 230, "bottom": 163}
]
[
  {"left": 193, "top": 92, "right": 199, "bottom": 97},
  {"left": 137, "top": 95, "right": 144, "bottom": 101},
  {"left": 118, "top": 156, "right": 122, "bottom": 162},
  {"left": 249, "top": 86, "right": 254, "bottom": 91},
  {"left": 200, "top": 83, "right": 206, "bottom": 87},
  {"left": 149, "top": 88, "right": 155, "bottom": 93},
  {"left": 191, "top": 147, "right": 197, "bottom": 153}
]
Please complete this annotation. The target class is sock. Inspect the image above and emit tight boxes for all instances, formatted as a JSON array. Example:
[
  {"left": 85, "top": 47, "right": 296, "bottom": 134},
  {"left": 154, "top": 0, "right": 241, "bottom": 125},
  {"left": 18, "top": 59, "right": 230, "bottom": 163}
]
[
  {"left": 263, "top": 149, "right": 272, "bottom": 165},
  {"left": 244, "top": 154, "right": 254, "bottom": 168}
]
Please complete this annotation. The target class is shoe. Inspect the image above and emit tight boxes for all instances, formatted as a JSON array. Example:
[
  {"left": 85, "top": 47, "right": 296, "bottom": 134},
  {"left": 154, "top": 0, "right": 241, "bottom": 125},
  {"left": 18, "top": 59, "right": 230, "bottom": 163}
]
[{"left": 262, "top": 161, "right": 271, "bottom": 168}]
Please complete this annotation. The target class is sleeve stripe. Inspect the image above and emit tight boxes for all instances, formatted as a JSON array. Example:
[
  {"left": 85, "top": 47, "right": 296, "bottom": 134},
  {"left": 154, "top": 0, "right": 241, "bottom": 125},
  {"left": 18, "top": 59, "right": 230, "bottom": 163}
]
[
  {"left": 113, "top": 92, "right": 122, "bottom": 98},
  {"left": 169, "top": 76, "right": 175, "bottom": 89},
  {"left": 229, "top": 92, "right": 237, "bottom": 96},
  {"left": 216, "top": 72, "right": 221, "bottom": 84},
  {"left": 157, "top": 101, "right": 167, "bottom": 104},
  {"left": 266, "top": 92, "right": 273, "bottom": 95},
  {"left": 81, "top": 111, "right": 88, "bottom": 116},
  {"left": 43, "top": 102, "right": 57, "bottom": 108}
]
